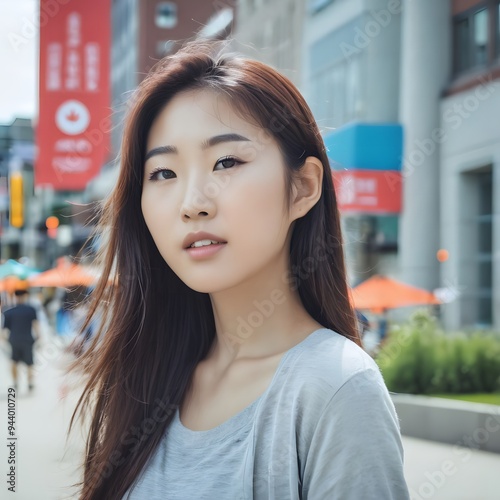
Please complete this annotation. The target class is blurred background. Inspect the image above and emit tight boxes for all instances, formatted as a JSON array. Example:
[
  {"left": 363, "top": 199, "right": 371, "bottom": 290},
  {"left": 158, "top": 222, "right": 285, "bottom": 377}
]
[
  {"left": 0, "top": 0, "right": 499, "bottom": 499},
  {"left": 0, "top": 0, "right": 497, "bottom": 331}
]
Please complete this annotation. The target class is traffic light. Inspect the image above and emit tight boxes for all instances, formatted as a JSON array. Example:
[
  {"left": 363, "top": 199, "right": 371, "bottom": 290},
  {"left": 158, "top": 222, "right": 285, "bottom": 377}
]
[{"left": 9, "top": 172, "right": 23, "bottom": 228}]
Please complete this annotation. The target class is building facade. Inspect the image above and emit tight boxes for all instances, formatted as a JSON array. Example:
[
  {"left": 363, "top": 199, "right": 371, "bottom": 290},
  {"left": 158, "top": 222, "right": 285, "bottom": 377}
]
[
  {"left": 303, "top": 0, "right": 403, "bottom": 285},
  {"left": 87, "top": 0, "right": 235, "bottom": 200},
  {"left": 234, "top": 0, "right": 498, "bottom": 330},
  {"left": 438, "top": 0, "right": 499, "bottom": 330},
  {"left": 110, "top": 0, "right": 226, "bottom": 154},
  {"left": 0, "top": 118, "right": 38, "bottom": 262},
  {"left": 233, "top": 0, "right": 305, "bottom": 87}
]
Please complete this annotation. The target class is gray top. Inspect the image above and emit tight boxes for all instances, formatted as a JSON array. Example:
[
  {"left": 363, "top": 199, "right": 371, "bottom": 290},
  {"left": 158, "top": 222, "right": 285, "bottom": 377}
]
[{"left": 124, "top": 328, "right": 410, "bottom": 499}]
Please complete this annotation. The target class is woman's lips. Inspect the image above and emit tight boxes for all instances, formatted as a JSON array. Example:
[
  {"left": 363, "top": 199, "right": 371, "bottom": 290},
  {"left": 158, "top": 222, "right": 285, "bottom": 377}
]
[
  {"left": 185, "top": 242, "right": 227, "bottom": 259},
  {"left": 183, "top": 232, "right": 226, "bottom": 249}
]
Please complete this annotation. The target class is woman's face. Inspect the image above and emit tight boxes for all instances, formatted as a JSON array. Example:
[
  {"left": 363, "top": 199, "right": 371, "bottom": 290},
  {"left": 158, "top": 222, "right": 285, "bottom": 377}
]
[{"left": 142, "top": 89, "right": 296, "bottom": 293}]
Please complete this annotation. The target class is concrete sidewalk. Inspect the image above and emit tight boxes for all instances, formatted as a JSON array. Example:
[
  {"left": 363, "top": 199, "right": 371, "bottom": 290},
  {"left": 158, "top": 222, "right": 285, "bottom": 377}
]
[
  {"left": 0, "top": 336, "right": 86, "bottom": 499},
  {"left": 403, "top": 435, "right": 500, "bottom": 499},
  {"left": 1, "top": 336, "right": 500, "bottom": 499}
]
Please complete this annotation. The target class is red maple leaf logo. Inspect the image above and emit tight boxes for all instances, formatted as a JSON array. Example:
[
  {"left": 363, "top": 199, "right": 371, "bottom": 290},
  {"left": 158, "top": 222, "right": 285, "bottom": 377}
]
[{"left": 66, "top": 110, "right": 80, "bottom": 122}]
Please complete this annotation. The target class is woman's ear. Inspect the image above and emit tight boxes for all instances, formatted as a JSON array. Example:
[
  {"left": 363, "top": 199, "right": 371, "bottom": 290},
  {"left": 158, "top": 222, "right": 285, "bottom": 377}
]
[{"left": 291, "top": 156, "right": 323, "bottom": 220}]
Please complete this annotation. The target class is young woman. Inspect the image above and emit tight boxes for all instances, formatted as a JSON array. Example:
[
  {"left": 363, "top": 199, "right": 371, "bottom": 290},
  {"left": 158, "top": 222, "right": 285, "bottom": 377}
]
[{"left": 71, "top": 40, "right": 409, "bottom": 499}]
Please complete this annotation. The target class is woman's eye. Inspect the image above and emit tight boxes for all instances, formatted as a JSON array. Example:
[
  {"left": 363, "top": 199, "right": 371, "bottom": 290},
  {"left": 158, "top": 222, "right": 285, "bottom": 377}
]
[
  {"left": 149, "top": 169, "right": 176, "bottom": 181},
  {"left": 214, "top": 156, "right": 241, "bottom": 171}
]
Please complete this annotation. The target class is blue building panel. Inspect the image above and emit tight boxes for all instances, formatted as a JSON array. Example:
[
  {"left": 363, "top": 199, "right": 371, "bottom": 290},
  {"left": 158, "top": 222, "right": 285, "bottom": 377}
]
[{"left": 323, "top": 122, "right": 403, "bottom": 171}]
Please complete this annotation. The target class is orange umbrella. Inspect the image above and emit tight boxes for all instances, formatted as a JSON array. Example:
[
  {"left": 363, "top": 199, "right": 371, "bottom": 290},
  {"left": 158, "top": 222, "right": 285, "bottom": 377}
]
[
  {"left": 351, "top": 275, "right": 440, "bottom": 312},
  {"left": 28, "top": 258, "right": 99, "bottom": 288},
  {"left": 0, "top": 277, "right": 29, "bottom": 293}
]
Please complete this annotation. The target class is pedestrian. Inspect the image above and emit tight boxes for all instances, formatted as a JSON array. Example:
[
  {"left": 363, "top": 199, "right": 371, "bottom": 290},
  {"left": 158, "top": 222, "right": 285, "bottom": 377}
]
[
  {"left": 355, "top": 309, "right": 370, "bottom": 338},
  {"left": 1, "top": 289, "right": 40, "bottom": 391},
  {"left": 70, "top": 40, "right": 409, "bottom": 499},
  {"left": 378, "top": 308, "right": 389, "bottom": 344}
]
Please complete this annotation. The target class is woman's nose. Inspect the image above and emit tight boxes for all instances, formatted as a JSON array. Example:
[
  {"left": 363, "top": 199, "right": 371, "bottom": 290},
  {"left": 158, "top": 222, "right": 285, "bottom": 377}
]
[
  {"left": 183, "top": 209, "right": 210, "bottom": 219},
  {"left": 181, "top": 183, "right": 216, "bottom": 220}
]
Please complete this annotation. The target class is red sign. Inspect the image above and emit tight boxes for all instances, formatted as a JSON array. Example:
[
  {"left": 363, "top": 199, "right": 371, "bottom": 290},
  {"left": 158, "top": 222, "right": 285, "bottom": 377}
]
[
  {"left": 36, "top": 0, "right": 111, "bottom": 190},
  {"left": 331, "top": 170, "right": 402, "bottom": 214}
]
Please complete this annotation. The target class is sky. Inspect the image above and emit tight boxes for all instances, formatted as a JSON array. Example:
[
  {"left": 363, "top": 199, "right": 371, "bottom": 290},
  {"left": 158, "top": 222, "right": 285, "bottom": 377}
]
[{"left": 0, "top": 0, "right": 38, "bottom": 124}]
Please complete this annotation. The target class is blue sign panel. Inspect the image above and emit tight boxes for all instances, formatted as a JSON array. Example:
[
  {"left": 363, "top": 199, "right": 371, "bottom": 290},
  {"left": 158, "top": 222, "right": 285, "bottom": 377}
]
[{"left": 323, "top": 122, "right": 403, "bottom": 171}]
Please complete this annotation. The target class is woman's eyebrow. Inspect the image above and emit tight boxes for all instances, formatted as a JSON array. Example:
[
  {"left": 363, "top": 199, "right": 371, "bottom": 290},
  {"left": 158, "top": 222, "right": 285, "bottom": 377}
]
[
  {"left": 200, "top": 133, "right": 250, "bottom": 150},
  {"left": 145, "top": 133, "right": 250, "bottom": 161}
]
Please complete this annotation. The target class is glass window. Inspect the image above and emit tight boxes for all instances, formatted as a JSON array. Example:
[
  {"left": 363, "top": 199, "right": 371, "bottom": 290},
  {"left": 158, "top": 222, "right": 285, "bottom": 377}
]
[
  {"left": 478, "top": 260, "right": 493, "bottom": 289},
  {"left": 479, "top": 172, "right": 493, "bottom": 215},
  {"left": 454, "top": 17, "right": 470, "bottom": 73},
  {"left": 155, "top": 2, "right": 177, "bottom": 29},
  {"left": 309, "top": 18, "right": 365, "bottom": 128},
  {"left": 476, "top": 171, "right": 493, "bottom": 326},
  {"left": 345, "top": 58, "right": 361, "bottom": 122},
  {"left": 315, "top": 70, "right": 329, "bottom": 125},
  {"left": 325, "top": 70, "right": 335, "bottom": 126},
  {"left": 497, "top": 3, "right": 500, "bottom": 57},
  {"left": 309, "top": 57, "right": 362, "bottom": 128},
  {"left": 453, "top": 7, "right": 491, "bottom": 74},
  {"left": 331, "top": 65, "right": 345, "bottom": 127},
  {"left": 473, "top": 9, "right": 489, "bottom": 66},
  {"left": 478, "top": 296, "right": 493, "bottom": 325},
  {"left": 478, "top": 219, "right": 493, "bottom": 253}
]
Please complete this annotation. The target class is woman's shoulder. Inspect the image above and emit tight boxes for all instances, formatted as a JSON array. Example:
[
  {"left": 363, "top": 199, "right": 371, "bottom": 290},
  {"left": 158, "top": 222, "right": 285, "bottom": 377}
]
[{"left": 285, "top": 327, "right": 385, "bottom": 402}]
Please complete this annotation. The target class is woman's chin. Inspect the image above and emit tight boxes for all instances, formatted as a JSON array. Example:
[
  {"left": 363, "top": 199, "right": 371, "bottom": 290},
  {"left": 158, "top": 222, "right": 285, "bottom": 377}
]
[{"left": 182, "top": 279, "right": 232, "bottom": 295}]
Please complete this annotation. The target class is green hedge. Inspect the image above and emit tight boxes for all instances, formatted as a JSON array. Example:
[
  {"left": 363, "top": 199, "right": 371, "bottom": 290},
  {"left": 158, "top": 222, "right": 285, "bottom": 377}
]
[{"left": 376, "top": 310, "right": 500, "bottom": 394}]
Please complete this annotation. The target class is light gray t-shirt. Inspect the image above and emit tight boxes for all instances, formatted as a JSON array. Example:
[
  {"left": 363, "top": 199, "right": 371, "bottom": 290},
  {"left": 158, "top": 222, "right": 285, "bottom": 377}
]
[{"left": 124, "top": 328, "right": 409, "bottom": 499}]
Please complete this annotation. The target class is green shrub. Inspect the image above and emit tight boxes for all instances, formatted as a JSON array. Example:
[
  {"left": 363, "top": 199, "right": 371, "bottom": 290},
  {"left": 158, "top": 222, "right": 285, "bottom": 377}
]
[{"left": 376, "top": 310, "right": 500, "bottom": 395}]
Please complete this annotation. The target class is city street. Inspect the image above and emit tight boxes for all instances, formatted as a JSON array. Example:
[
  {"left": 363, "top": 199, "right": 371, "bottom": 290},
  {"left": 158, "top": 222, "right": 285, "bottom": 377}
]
[{"left": 1, "top": 336, "right": 500, "bottom": 500}]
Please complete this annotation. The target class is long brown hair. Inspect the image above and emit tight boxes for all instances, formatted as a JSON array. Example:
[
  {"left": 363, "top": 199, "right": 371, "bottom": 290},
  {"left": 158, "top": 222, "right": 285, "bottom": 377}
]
[{"left": 70, "top": 39, "right": 359, "bottom": 499}]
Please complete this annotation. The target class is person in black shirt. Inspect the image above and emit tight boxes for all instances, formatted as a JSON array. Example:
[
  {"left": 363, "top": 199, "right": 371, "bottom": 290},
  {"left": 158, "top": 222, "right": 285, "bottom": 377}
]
[{"left": 2, "top": 289, "right": 41, "bottom": 391}]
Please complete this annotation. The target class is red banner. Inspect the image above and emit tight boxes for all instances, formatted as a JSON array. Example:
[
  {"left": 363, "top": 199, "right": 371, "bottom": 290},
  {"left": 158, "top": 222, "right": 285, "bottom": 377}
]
[
  {"left": 36, "top": 0, "right": 111, "bottom": 190},
  {"left": 331, "top": 170, "right": 402, "bottom": 214}
]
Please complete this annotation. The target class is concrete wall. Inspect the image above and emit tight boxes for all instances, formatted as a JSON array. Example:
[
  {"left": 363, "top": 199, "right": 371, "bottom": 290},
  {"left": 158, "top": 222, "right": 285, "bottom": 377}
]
[
  {"left": 392, "top": 394, "right": 500, "bottom": 454},
  {"left": 398, "top": 0, "right": 451, "bottom": 293},
  {"left": 439, "top": 81, "right": 500, "bottom": 330}
]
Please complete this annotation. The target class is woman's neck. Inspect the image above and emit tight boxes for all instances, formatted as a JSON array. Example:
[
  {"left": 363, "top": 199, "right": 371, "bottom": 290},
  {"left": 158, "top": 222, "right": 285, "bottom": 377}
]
[{"left": 207, "top": 259, "right": 323, "bottom": 369}]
